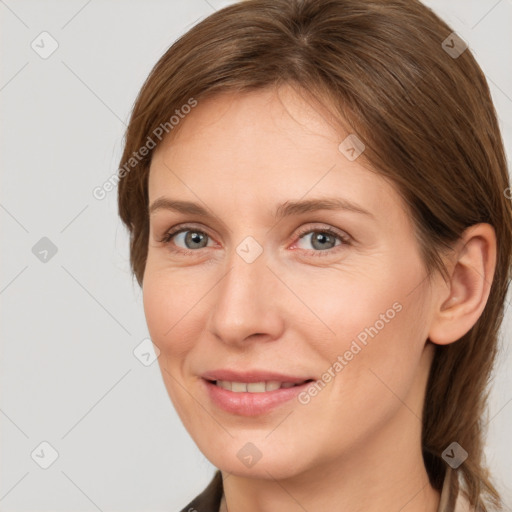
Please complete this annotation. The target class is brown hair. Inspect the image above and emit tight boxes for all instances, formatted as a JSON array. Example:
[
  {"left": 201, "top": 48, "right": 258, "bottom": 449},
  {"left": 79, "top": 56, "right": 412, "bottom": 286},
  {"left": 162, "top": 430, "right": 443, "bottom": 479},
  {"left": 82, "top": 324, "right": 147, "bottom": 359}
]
[{"left": 117, "top": 0, "right": 512, "bottom": 509}]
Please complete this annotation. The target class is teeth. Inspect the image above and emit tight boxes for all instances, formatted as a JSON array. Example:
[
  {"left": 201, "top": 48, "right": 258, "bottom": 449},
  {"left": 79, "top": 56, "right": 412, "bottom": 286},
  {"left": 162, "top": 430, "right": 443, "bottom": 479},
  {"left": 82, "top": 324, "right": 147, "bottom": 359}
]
[
  {"left": 265, "top": 380, "right": 281, "bottom": 391},
  {"left": 232, "top": 382, "right": 247, "bottom": 392},
  {"left": 247, "top": 382, "right": 266, "bottom": 392},
  {"left": 217, "top": 380, "right": 232, "bottom": 391},
  {"left": 215, "top": 380, "right": 304, "bottom": 392}
]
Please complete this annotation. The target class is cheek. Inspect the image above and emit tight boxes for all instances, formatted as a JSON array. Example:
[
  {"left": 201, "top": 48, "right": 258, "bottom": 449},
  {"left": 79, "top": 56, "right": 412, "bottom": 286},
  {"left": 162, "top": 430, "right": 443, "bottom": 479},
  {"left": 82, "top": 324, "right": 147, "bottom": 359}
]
[
  {"left": 292, "top": 296, "right": 430, "bottom": 456},
  {"left": 142, "top": 266, "right": 203, "bottom": 358},
  {"left": 291, "top": 264, "right": 420, "bottom": 350},
  {"left": 302, "top": 257, "right": 431, "bottom": 394},
  {"left": 332, "top": 288, "right": 429, "bottom": 416},
  {"left": 142, "top": 268, "right": 207, "bottom": 423}
]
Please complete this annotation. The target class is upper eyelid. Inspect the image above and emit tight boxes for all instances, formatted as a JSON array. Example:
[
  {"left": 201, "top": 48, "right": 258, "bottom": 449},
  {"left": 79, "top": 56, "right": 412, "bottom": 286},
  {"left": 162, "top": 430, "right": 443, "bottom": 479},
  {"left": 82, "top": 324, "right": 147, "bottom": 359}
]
[
  {"left": 161, "top": 223, "right": 350, "bottom": 246},
  {"left": 161, "top": 223, "right": 215, "bottom": 241}
]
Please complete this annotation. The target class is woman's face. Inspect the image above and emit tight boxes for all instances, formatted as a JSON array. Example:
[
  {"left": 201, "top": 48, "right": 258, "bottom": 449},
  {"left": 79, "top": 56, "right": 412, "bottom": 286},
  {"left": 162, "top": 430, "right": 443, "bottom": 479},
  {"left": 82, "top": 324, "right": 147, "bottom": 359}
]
[{"left": 144, "top": 86, "right": 439, "bottom": 478}]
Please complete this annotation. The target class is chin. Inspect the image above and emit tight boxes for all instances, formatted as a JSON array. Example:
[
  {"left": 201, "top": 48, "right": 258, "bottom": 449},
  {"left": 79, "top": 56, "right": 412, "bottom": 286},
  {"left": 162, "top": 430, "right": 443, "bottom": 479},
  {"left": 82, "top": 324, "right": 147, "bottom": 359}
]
[{"left": 199, "top": 438, "right": 316, "bottom": 481}]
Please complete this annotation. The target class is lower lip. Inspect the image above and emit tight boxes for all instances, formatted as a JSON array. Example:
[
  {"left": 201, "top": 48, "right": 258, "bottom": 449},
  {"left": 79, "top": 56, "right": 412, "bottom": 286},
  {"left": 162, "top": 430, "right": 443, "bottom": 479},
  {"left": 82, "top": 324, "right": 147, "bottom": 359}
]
[{"left": 202, "top": 379, "right": 312, "bottom": 416}]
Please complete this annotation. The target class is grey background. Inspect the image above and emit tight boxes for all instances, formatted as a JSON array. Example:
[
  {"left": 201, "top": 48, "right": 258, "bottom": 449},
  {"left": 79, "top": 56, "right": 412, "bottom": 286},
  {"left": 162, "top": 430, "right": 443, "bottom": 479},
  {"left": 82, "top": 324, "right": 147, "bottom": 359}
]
[{"left": 0, "top": 0, "right": 511, "bottom": 510}]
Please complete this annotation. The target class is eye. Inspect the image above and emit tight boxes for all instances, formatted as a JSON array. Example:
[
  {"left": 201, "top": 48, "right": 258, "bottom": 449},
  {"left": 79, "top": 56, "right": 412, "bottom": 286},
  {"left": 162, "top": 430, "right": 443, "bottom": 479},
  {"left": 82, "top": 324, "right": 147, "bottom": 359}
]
[
  {"left": 158, "top": 225, "right": 215, "bottom": 254},
  {"left": 293, "top": 226, "right": 350, "bottom": 256},
  {"left": 158, "top": 223, "right": 351, "bottom": 257}
]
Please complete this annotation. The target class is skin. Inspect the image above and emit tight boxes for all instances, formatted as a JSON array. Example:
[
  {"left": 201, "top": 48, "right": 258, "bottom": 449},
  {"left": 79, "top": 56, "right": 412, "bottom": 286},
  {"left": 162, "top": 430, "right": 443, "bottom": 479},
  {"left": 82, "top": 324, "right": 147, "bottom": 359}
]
[{"left": 143, "top": 85, "right": 496, "bottom": 512}]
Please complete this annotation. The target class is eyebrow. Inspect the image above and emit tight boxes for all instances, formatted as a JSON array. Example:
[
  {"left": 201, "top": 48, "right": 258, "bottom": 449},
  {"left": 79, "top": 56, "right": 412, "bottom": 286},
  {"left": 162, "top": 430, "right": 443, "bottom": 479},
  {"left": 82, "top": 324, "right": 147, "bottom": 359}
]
[{"left": 149, "top": 197, "right": 374, "bottom": 219}]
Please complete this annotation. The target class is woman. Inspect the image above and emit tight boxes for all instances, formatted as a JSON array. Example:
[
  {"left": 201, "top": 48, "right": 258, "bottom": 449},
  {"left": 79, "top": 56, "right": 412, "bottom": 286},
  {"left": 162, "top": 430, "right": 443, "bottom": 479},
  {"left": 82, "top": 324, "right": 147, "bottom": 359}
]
[{"left": 117, "top": 0, "right": 511, "bottom": 510}]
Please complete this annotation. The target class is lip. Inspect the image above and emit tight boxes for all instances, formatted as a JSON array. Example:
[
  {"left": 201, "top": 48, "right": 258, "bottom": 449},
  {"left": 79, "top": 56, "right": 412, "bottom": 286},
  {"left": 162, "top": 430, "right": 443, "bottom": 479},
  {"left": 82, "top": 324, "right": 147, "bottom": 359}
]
[{"left": 200, "top": 369, "right": 315, "bottom": 416}]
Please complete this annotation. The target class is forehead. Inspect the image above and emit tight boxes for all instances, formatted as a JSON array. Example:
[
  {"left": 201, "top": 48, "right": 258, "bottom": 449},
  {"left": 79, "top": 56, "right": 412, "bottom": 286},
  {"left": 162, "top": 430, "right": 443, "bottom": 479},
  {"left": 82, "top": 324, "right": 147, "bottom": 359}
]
[{"left": 148, "top": 86, "right": 408, "bottom": 222}]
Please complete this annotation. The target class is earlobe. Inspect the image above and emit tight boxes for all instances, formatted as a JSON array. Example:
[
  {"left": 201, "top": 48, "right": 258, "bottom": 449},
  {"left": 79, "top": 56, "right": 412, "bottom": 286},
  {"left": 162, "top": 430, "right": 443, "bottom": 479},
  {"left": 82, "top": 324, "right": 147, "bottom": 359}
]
[{"left": 428, "top": 223, "right": 497, "bottom": 346}]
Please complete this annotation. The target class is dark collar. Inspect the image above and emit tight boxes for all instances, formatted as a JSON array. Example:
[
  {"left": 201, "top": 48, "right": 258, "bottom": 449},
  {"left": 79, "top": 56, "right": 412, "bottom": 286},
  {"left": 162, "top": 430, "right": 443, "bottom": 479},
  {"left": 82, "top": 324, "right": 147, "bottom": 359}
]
[{"left": 179, "top": 470, "right": 223, "bottom": 512}]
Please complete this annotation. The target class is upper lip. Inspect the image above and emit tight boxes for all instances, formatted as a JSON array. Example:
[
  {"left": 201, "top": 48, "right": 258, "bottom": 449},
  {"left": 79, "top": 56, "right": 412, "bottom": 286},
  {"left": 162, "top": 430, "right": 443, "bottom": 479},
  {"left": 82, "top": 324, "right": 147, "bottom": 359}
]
[{"left": 202, "top": 369, "right": 314, "bottom": 384}]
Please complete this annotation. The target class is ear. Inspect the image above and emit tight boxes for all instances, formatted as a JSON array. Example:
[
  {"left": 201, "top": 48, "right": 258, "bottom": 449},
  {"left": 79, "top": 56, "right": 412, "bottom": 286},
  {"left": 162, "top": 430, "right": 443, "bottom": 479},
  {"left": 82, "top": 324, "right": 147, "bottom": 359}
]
[{"left": 428, "top": 223, "right": 497, "bottom": 345}]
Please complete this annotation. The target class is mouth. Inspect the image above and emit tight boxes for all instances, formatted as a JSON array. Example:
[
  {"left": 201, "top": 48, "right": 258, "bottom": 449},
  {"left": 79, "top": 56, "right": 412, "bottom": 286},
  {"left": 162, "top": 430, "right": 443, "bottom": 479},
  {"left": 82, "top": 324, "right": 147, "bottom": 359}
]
[
  {"left": 207, "top": 379, "right": 314, "bottom": 392},
  {"left": 201, "top": 373, "right": 316, "bottom": 416}
]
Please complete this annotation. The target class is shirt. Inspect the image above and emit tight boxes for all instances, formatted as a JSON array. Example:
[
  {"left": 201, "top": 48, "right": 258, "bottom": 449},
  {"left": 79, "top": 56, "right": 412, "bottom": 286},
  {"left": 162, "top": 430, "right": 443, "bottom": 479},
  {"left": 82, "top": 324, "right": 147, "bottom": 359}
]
[{"left": 178, "top": 466, "right": 475, "bottom": 512}]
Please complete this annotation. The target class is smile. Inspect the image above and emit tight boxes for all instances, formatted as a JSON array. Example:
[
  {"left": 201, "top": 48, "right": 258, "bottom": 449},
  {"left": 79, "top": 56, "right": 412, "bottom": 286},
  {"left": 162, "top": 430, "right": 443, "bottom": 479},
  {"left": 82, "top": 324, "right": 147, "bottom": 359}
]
[{"left": 202, "top": 377, "right": 315, "bottom": 416}]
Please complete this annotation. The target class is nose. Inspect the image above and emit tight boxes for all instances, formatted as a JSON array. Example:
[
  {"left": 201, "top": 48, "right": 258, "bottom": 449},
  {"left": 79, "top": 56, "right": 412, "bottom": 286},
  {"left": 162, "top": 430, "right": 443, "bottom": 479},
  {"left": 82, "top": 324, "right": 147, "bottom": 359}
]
[{"left": 206, "top": 246, "right": 285, "bottom": 347}]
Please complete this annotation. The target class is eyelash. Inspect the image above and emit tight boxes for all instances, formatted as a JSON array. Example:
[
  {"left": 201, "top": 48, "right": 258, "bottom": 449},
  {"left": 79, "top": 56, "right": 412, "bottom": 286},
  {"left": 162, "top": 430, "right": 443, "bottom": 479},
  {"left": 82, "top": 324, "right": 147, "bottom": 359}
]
[{"left": 157, "top": 224, "right": 351, "bottom": 258}]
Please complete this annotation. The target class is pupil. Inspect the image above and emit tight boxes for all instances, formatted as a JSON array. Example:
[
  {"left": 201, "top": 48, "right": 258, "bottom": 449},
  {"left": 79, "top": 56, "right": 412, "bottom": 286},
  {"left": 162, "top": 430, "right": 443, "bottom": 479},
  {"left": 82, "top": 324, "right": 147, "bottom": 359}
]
[
  {"left": 187, "top": 231, "right": 205, "bottom": 248},
  {"left": 313, "top": 232, "right": 333, "bottom": 250}
]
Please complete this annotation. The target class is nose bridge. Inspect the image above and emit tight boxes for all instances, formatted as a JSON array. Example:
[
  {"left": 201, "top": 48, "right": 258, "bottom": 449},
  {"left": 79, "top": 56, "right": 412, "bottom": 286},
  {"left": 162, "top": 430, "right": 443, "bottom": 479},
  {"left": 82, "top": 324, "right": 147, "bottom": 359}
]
[{"left": 207, "top": 241, "right": 284, "bottom": 345}]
